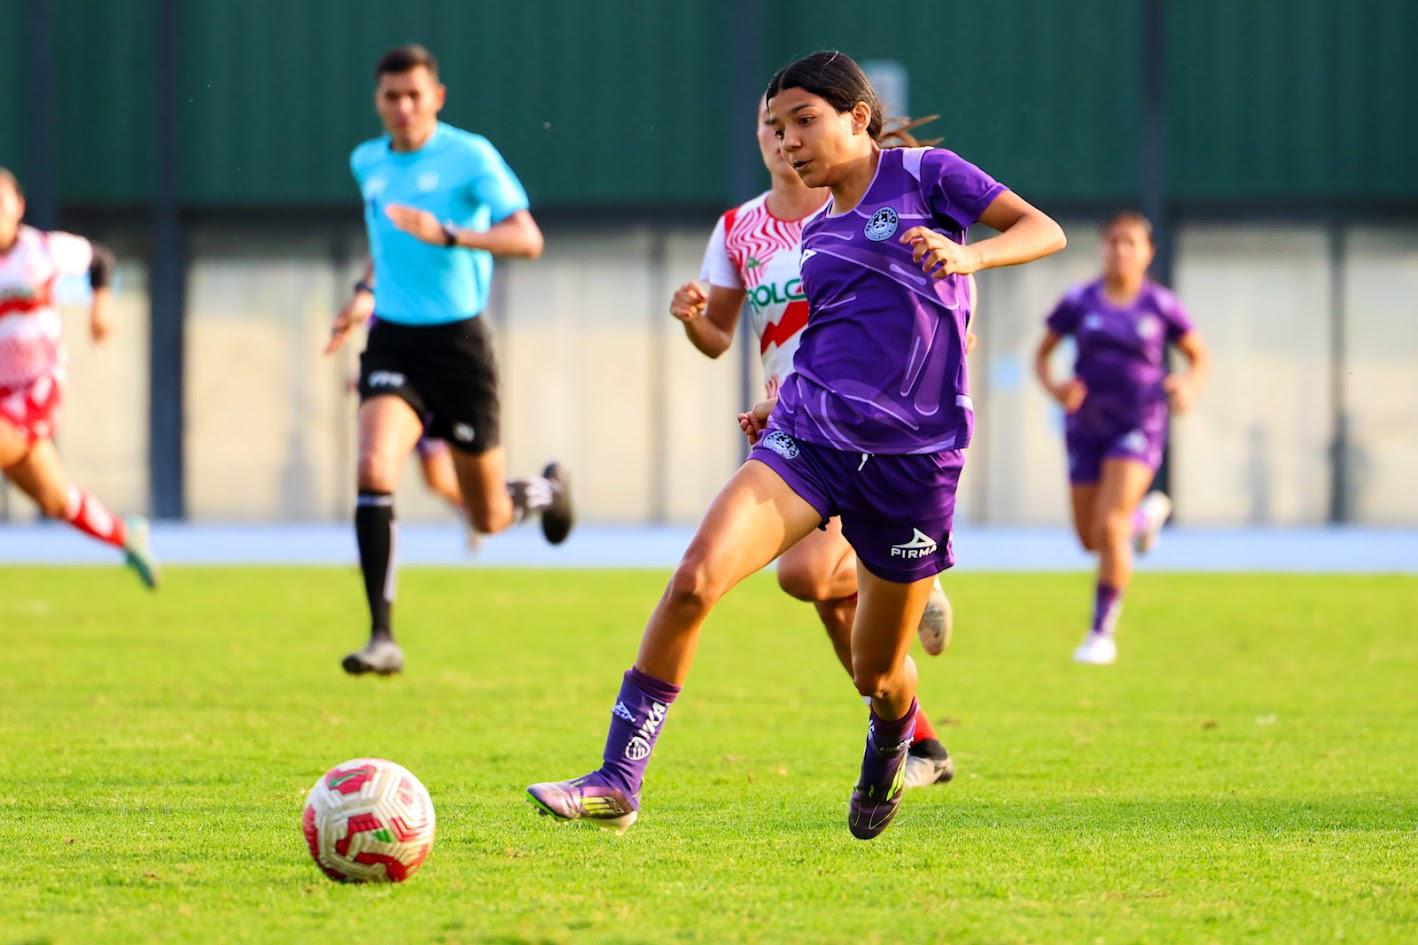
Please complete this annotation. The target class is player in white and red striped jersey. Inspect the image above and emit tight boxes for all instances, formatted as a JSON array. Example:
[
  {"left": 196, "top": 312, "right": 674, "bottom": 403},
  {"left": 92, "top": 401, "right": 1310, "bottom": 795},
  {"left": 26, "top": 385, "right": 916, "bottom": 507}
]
[
  {"left": 664, "top": 103, "right": 958, "bottom": 789},
  {"left": 0, "top": 168, "right": 159, "bottom": 588}
]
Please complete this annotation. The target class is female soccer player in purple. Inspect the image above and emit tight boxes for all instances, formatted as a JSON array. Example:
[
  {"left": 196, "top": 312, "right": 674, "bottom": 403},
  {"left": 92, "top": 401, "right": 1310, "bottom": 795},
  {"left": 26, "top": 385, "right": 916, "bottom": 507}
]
[
  {"left": 1034, "top": 212, "right": 1210, "bottom": 665},
  {"left": 528, "top": 51, "right": 1065, "bottom": 839}
]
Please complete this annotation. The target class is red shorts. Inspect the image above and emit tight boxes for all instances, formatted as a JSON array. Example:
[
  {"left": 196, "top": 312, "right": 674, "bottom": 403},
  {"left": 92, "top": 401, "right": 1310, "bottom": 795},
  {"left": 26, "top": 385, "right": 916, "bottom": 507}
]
[{"left": 0, "top": 371, "right": 63, "bottom": 445}]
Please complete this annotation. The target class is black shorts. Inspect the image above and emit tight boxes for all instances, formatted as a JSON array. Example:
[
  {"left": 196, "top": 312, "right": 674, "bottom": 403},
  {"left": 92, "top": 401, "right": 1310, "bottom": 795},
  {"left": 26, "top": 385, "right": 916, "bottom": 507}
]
[{"left": 358, "top": 315, "right": 501, "bottom": 455}]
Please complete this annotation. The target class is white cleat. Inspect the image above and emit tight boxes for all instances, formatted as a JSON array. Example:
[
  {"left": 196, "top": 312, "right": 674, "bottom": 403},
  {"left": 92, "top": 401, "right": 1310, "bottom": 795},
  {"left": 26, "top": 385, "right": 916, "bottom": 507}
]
[
  {"left": 917, "top": 577, "right": 952, "bottom": 656},
  {"left": 1073, "top": 632, "right": 1118, "bottom": 666},
  {"left": 1134, "top": 491, "right": 1173, "bottom": 555}
]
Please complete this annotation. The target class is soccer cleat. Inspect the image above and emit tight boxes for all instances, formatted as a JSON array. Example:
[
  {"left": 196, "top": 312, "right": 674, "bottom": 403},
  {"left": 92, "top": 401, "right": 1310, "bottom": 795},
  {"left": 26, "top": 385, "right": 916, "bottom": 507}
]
[
  {"left": 539, "top": 462, "right": 575, "bottom": 545},
  {"left": 526, "top": 775, "right": 638, "bottom": 835},
  {"left": 904, "top": 738, "right": 955, "bottom": 788},
  {"left": 122, "top": 515, "right": 161, "bottom": 590},
  {"left": 848, "top": 723, "right": 913, "bottom": 840},
  {"left": 1072, "top": 632, "right": 1118, "bottom": 666},
  {"left": 917, "top": 577, "right": 952, "bottom": 655},
  {"left": 341, "top": 637, "right": 406, "bottom": 676},
  {"left": 1134, "top": 491, "right": 1173, "bottom": 555}
]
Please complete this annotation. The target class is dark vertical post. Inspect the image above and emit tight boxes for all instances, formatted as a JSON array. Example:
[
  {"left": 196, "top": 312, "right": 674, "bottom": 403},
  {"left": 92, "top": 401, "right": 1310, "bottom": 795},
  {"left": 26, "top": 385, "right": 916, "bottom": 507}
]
[
  {"left": 25, "top": 0, "right": 58, "bottom": 230},
  {"left": 1140, "top": 0, "right": 1174, "bottom": 495},
  {"left": 729, "top": 0, "right": 761, "bottom": 448},
  {"left": 1326, "top": 221, "right": 1349, "bottom": 523},
  {"left": 149, "top": 0, "right": 186, "bottom": 518}
]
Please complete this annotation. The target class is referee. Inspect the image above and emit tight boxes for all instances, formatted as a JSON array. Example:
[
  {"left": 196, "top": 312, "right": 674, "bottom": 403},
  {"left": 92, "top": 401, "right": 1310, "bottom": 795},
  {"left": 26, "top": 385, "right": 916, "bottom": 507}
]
[{"left": 326, "top": 45, "right": 572, "bottom": 676}]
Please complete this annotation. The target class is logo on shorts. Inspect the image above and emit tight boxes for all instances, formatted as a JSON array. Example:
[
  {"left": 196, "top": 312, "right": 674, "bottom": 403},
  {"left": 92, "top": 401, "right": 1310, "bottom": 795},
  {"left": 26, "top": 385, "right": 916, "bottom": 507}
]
[
  {"left": 1121, "top": 429, "right": 1148, "bottom": 454},
  {"left": 864, "top": 207, "right": 899, "bottom": 242},
  {"left": 624, "top": 701, "right": 667, "bottom": 761},
  {"left": 453, "top": 423, "right": 476, "bottom": 444},
  {"left": 890, "top": 528, "right": 938, "bottom": 559},
  {"left": 762, "top": 431, "right": 800, "bottom": 459},
  {"left": 367, "top": 370, "right": 405, "bottom": 389}
]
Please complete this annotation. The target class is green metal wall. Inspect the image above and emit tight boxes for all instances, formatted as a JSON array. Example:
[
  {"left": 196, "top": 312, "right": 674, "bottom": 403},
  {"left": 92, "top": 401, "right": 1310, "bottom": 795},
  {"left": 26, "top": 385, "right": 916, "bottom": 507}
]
[
  {"left": 1168, "top": 0, "right": 1418, "bottom": 200},
  {"left": 1, "top": 0, "right": 1413, "bottom": 210}
]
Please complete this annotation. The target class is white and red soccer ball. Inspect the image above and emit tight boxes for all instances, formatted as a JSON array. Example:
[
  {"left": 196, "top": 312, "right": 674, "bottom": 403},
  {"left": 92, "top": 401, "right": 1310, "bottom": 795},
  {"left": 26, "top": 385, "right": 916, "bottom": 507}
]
[{"left": 302, "top": 758, "right": 435, "bottom": 883}]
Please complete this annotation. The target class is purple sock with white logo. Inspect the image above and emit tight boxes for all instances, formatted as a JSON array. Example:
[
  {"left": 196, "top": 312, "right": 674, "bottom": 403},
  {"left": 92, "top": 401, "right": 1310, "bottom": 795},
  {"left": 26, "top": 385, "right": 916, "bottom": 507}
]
[
  {"left": 1091, "top": 582, "right": 1122, "bottom": 637},
  {"left": 595, "top": 667, "right": 681, "bottom": 796}
]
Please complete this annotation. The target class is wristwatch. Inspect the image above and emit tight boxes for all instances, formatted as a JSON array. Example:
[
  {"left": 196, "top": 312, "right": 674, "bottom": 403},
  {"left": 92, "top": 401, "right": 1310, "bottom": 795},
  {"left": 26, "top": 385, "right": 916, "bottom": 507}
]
[{"left": 441, "top": 222, "right": 460, "bottom": 247}]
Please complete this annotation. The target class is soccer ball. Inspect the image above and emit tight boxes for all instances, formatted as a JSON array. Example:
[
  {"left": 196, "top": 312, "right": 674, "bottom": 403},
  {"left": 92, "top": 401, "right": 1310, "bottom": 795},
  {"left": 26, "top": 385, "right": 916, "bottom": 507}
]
[{"left": 302, "top": 758, "right": 435, "bottom": 883}]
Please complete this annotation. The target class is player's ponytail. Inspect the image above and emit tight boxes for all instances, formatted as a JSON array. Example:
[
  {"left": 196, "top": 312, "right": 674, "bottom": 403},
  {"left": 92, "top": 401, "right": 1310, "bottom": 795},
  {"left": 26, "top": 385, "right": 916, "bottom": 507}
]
[
  {"left": 765, "top": 50, "right": 884, "bottom": 141},
  {"left": 878, "top": 115, "right": 943, "bottom": 150}
]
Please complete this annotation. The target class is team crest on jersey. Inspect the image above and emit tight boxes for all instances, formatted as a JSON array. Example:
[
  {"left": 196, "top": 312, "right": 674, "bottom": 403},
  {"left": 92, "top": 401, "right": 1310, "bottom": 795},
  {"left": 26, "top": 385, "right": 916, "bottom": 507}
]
[
  {"left": 1083, "top": 312, "right": 1104, "bottom": 332},
  {"left": 363, "top": 177, "right": 387, "bottom": 198},
  {"left": 417, "top": 172, "right": 440, "bottom": 192},
  {"left": 1137, "top": 315, "right": 1161, "bottom": 339},
  {"left": 864, "top": 207, "right": 899, "bottom": 241},
  {"left": 762, "top": 431, "right": 800, "bottom": 459}
]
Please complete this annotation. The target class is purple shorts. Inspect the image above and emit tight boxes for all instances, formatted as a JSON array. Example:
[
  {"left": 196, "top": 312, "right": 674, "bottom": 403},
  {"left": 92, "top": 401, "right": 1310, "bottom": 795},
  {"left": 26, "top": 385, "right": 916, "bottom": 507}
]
[
  {"left": 1065, "top": 425, "right": 1164, "bottom": 484},
  {"left": 748, "top": 429, "right": 962, "bottom": 584}
]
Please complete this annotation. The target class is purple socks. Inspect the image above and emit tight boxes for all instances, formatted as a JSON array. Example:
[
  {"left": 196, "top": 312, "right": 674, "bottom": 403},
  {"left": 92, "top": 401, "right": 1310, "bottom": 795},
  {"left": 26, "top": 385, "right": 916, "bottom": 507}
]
[
  {"left": 595, "top": 667, "right": 682, "bottom": 796},
  {"left": 1091, "top": 582, "right": 1122, "bottom": 637}
]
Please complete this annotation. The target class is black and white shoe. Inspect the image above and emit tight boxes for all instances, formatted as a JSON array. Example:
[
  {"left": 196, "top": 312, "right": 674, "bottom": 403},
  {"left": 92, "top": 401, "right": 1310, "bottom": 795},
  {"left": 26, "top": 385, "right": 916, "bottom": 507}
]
[
  {"left": 539, "top": 462, "right": 575, "bottom": 545},
  {"left": 903, "top": 738, "right": 955, "bottom": 788},
  {"left": 341, "top": 637, "right": 405, "bottom": 676}
]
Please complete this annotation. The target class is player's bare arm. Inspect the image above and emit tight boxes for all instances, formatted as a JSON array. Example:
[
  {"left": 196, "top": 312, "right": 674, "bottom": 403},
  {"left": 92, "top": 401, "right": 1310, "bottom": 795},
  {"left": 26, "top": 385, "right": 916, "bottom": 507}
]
[
  {"left": 325, "top": 262, "right": 376, "bottom": 355},
  {"left": 671, "top": 281, "right": 744, "bottom": 359},
  {"left": 1164, "top": 330, "right": 1210, "bottom": 414},
  {"left": 900, "top": 190, "right": 1065, "bottom": 280},
  {"left": 384, "top": 205, "right": 544, "bottom": 259},
  {"left": 1033, "top": 330, "right": 1087, "bottom": 413}
]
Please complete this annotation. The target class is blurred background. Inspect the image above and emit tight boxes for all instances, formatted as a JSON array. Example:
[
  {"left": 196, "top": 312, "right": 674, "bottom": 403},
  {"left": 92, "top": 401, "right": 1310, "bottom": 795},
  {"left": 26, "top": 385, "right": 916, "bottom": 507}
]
[{"left": 1, "top": 0, "right": 1415, "bottom": 535}]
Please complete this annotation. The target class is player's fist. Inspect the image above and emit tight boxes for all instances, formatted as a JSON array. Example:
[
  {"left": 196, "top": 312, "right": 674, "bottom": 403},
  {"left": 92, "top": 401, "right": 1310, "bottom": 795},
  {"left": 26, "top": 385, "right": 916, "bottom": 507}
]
[
  {"left": 325, "top": 290, "right": 375, "bottom": 355},
  {"left": 737, "top": 397, "right": 777, "bottom": 446},
  {"left": 899, "top": 227, "right": 983, "bottom": 280},
  {"left": 1053, "top": 378, "right": 1087, "bottom": 413},
  {"left": 385, "top": 204, "right": 447, "bottom": 245},
  {"left": 670, "top": 281, "right": 708, "bottom": 323},
  {"left": 1164, "top": 375, "right": 1195, "bottom": 414}
]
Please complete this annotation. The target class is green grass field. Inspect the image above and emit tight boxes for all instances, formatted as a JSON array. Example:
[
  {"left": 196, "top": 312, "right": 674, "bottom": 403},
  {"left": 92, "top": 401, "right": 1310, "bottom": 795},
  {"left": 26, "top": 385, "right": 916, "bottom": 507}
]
[{"left": 3, "top": 567, "right": 1415, "bottom": 945}]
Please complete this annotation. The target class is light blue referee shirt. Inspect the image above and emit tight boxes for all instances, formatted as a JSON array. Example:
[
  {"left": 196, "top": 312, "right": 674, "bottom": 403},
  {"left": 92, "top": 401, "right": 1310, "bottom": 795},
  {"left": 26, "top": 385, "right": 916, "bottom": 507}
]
[{"left": 350, "top": 121, "right": 529, "bottom": 324}]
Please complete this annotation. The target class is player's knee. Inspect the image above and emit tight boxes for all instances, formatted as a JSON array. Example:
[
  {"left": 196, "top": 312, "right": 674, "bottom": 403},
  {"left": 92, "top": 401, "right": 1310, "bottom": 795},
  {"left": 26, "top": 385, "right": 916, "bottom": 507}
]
[
  {"left": 1098, "top": 511, "right": 1131, "bottom": 549},
  {"left": 466, "top": 499, "right": 510, "bottom": 535},
  {"left": 851, "top": 663, "right": 892, "bottom": 700},
  {"left": 776, "top": 560, "right": 827, "bottom": 602},
  {"left": 356, "top": 449, "right": 399, "bottom": 491},
  {"left": 664, "top": 558, "right": 723, "bottom": 620},
  {"left": 1076, "top": 524, "right": 1099, "bottom": 552}
]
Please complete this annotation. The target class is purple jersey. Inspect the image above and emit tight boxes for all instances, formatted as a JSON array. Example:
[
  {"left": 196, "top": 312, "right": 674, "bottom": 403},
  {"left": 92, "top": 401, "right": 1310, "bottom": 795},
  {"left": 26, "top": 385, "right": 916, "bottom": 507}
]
[
  {"left": 1046, "top": 279, "right": 1193, "bottom": 437},
  {"left": 773, "top": 147, "right": 1005, "bottom": 455}
]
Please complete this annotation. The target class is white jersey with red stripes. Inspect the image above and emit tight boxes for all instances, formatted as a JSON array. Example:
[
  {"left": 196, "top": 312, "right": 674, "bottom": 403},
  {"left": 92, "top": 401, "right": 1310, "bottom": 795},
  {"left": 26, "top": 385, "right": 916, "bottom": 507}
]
[
  {"left": 698, "top": 191, "right": 826, "bottom": 391},
  {"left": 0, "top": 225, "right": 92, "bottom": 388}
]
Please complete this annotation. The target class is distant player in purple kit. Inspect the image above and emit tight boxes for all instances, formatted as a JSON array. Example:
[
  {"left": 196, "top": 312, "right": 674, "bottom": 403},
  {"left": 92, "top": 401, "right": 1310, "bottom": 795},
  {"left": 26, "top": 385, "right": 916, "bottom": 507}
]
[
  {"left": 528, "top": 51, "right": 1065, "bottom": 839},
  {"left": 1034, "top": 212, "right": 1209, "bottom": 665}
]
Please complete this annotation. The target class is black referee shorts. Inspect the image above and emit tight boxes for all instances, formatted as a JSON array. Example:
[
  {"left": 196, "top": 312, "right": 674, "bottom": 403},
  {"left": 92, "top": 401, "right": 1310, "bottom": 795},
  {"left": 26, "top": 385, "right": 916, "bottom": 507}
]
[{"left": 357, "top": 315, "right": 501, "bottom": 455}]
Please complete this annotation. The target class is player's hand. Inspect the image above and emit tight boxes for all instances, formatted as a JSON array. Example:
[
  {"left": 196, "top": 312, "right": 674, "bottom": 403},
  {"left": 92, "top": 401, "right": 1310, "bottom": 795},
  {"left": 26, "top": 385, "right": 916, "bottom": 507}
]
[
  {"left": 899, "top": 227, "right": 983, "bottom": 280},
  {"left": 737, "top": 397, "right": 777, "bottom": 446},
  {"left": 325, "top": 291, "right": 375, "bottom": 355},
  {"left": 1164, "top": 375, "right": 1195, "bottom": 414},
  {"left": 88, "top": 289, "right": 114, "bottom": 344},
  {"left": 385, "top": 204, "right": 447, "bottom": 245},
  {"left": 965, "top": 329, "right": 978, "bottom": 355},
  {"left": 670, "top": 281, "right": 708, "bottom": 323},
  {"left": 1052, "top": 378, "right": 1087, "bottom": 413}
]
